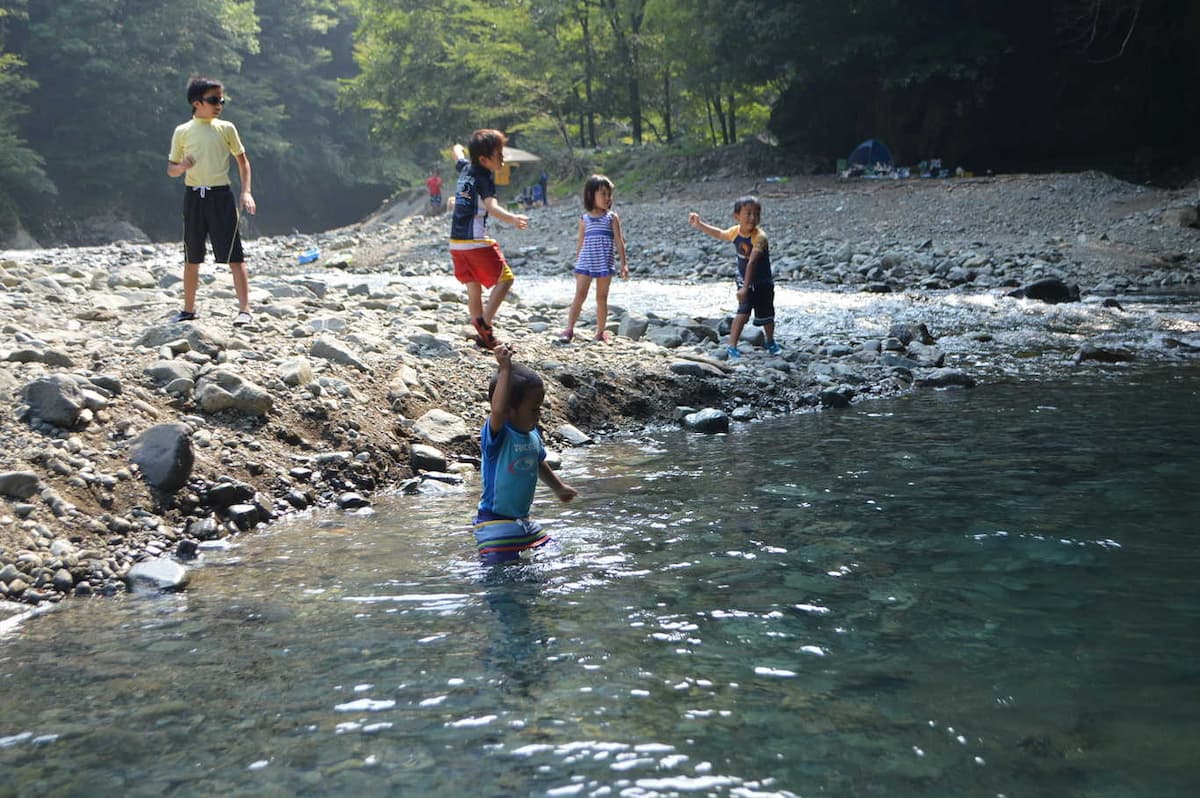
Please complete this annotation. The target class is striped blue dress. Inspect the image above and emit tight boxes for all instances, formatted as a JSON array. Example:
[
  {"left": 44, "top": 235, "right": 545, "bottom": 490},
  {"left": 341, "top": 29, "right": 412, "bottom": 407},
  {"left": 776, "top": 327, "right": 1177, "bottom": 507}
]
[{"left": 575, "top": 211, "right": 616, "bottom": 277}]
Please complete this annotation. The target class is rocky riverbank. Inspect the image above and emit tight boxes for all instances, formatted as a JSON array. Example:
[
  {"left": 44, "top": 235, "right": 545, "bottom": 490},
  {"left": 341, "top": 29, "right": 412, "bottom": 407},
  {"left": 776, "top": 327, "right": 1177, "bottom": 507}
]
[{"left": 1, "top": 170, "right": 1198, "bottom": 607}]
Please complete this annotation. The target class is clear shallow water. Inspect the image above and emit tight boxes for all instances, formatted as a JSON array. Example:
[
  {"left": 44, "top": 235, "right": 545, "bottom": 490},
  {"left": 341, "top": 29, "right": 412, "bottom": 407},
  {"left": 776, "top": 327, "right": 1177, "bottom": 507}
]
[{"left": 2, "top": 367, "right": 1200, "bottom": 797}]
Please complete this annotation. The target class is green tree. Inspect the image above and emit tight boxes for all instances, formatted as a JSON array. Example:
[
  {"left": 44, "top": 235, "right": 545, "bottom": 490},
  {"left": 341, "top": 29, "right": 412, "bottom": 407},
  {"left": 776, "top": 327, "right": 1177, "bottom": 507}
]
[
  {"left": 0, "top": 2, "right": 55, "bottom": 237},
  {"left": 19, "top": 0, "right": 258, "bottom": 236},
  {"left": 233, "top": 0, "right": 389, "bottom": 233},
  {"left": 347, "top": 0, "right": 540, "bottom": 151}
]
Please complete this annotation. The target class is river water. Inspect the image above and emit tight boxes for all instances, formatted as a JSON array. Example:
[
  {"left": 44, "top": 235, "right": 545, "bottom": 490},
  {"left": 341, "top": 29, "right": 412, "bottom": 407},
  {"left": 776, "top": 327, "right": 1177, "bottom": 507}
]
[
  {"left": 2, "top": 361, "right": 1199, "bottom": 796},
  {"left": 318, "top": 273, "right": 1200, "bottom": 381}
]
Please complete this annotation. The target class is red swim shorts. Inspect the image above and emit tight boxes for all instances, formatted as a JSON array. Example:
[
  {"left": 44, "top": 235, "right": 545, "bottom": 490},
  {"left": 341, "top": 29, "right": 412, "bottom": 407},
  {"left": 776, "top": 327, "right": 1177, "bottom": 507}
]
[{"left": 450, "top": 239, "right": 515, "bottom": 288}]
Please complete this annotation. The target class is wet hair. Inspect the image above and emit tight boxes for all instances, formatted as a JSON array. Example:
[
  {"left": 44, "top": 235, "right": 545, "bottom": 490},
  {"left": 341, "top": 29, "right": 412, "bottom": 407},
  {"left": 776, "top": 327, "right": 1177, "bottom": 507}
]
[
  {"left": 187, "top": 77, "right": 224, "bottom": 106},
  {"left": 488, "top": 362, "right": 544, "bottom": 409},
  {"left": 583, "top": 174, "right": 615, "bottom": 212},
  {"left": 468, "top": 129, "right": 507, "bottom": 168},
  {"left": 733, "top": 195, "right": 761, "bottom": 214}
]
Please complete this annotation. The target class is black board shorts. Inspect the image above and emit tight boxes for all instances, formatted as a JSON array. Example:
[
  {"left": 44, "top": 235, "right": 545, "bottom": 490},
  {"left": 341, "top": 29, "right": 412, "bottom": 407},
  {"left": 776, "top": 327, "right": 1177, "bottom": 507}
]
[
  {"left": 736, "top": 281, "right": 776, "bottom": 326},
  {"left": 182, "top": 185, "right": 244, "bottom": 264}
]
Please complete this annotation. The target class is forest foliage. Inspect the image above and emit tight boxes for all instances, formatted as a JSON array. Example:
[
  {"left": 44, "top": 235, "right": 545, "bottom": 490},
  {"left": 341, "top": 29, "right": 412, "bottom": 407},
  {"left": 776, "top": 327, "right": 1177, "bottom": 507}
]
[{"left": 0, "top": 0, "right": 1195, "bottom": 243}]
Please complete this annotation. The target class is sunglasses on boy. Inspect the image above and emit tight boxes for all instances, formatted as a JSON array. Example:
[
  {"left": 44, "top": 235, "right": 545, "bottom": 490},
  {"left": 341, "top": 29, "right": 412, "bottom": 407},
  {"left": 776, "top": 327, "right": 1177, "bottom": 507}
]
[{"left": 199, "top": 96, "right": 227, "bottom": 106}]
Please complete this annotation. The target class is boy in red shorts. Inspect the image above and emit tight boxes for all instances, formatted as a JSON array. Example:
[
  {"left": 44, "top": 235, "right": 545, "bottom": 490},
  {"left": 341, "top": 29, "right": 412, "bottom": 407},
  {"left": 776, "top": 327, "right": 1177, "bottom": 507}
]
[{"left": 449, "top": 130, "right": 529, "bottom": 349}]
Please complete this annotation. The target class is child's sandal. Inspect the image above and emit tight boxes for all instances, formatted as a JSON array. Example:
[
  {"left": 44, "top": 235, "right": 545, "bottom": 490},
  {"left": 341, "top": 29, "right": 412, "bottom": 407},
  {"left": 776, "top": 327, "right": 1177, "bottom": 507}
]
[
  {"left": 559, "top": 328, "right": 574, "bottom": 343},
  {"left": 472, "top": 316, "right": 500, "bottom": 350}
]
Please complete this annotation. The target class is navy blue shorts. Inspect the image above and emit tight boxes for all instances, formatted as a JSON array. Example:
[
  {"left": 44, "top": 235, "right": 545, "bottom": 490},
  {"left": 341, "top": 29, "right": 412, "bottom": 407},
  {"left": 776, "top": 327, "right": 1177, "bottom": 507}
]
[
  {"left": 182, "top": 186, "right": 244, "bottom": 264},
  {"left": 736, "top": 282, "right": 775, "bottom": 326}
]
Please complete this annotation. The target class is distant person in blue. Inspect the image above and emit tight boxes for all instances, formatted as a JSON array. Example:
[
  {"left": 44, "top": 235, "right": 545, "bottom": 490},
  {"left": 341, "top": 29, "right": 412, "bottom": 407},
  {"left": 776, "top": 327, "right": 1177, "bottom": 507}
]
[
  {"left": 450, "top": 130, "right": 529, "bottom": 350},
  {"left": 561, "top": 174, "right": 628, "bottom": 343},
  {"left": 474, "top": 344, "right": 577, "bottom": 564},
  {"left": 688, "top": 196, "right": 782, "bottom": 359},
  {"left": 537, "top": 170, "right": 549, "bottom": 206}
]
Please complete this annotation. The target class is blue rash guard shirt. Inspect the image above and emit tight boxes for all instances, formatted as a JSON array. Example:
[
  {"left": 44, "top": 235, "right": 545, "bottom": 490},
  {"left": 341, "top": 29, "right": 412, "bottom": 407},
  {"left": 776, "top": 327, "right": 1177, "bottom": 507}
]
[
  {"left": 720, "top": 225, "right": 773, "bottom": 288},
  {"left": 476, "top": 420, "right": 545, "bottom": 521}
]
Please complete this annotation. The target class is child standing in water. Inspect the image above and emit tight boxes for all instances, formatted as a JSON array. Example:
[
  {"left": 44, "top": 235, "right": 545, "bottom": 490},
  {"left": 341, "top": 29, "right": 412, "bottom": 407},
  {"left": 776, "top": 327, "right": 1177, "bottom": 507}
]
[
  {"left": 688, "top": 195, "right": 781, "bottom": 358},
  {"left": 474, "top": 344, "right": 578, "bottom": 564},
  {"left": 561, "top": 175, "right": 629, "bottom": 343}
]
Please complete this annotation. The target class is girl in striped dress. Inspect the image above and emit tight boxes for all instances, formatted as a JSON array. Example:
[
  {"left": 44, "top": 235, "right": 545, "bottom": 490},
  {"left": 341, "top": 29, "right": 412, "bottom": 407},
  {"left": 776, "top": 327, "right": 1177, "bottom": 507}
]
[{"left": 561, "top": 174, "right": 629, "bottom": 343}]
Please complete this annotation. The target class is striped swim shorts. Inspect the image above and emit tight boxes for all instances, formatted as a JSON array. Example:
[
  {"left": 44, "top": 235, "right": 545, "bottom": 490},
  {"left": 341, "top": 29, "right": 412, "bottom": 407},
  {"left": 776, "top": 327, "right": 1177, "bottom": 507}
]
[{"left": 473, "top": 517, "right": 551, "bottom": 564}]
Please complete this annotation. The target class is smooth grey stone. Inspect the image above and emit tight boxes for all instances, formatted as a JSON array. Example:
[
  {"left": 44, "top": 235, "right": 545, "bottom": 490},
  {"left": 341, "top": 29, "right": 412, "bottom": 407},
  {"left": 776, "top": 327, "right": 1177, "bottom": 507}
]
[
  {"left": 413, "top": 409, "right": 469, "bottom": 444},
  {"left": 126, "top": 558, "right": 190, "bottom": 592},
  {"left": 682, "top": 408, "right": 730, "bottom": 434},
  {"left": 410, "top": 443, "right": 448, "bottom": 472},
  {"left": 0, "top": 471, "right": 40, "bottom": 500},
  {"left": 556, "top": 424, "right": 592, "bottom": 446},
  {"left": 915, "top": 368, "right": 977, "bottom": 388},
  {"left": 337, "top": 492, "right": 371, "bottom": 509}
]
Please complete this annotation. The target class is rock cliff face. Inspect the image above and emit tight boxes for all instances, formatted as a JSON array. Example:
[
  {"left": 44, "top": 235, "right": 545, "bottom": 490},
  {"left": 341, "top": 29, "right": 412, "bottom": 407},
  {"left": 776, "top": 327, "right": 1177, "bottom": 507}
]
[{"left": 1, "top": 170, "right": 1197, "bottom": 605}]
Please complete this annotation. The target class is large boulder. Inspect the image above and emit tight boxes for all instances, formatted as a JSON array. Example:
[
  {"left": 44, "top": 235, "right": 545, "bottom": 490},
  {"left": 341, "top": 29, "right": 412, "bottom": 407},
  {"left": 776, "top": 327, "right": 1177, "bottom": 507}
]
[
  {"left": 413, "top": 409, "right": 470, "bottom": 444},
  {"left": 195, "top": 369, "right": 274, "bottom": 416},
  {"left": 1006, "top": 277, "right": 1080, "bottom": 304},
  {"left": 130, "top": 423, "right": 194, "bottom": 491},
  {"left": 22, "top": 375, "right": 85, "bottom": 427}
]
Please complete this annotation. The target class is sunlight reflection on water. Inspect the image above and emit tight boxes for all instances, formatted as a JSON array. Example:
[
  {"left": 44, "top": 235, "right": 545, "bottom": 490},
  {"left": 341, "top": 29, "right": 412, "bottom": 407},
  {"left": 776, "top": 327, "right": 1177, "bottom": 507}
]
[
  {"left": 1, "top": 359, "right": 1199, "bottom": 795},
  {"left": 311, "top": 271, "right": 1200, "bottom": 379}
]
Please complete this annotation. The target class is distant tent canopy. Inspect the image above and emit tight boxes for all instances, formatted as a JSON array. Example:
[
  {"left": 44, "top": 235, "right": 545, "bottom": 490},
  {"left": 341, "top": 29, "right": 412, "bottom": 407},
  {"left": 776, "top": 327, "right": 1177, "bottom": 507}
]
[
  {"left": 847, "top": 139, "right": 893, "bottom": 168},
  {"left": 496, "top": 146, "right": 541, "bottom": 186},
  {"left": 502, "top": 146, "right": 541, "bottom": 163}
]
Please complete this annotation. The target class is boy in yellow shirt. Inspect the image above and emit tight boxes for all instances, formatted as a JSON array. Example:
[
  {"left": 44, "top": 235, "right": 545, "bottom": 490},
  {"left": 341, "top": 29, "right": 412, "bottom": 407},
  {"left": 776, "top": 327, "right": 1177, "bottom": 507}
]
[{"left": 166, "top": 77, "right": 256, "bottom": 326}]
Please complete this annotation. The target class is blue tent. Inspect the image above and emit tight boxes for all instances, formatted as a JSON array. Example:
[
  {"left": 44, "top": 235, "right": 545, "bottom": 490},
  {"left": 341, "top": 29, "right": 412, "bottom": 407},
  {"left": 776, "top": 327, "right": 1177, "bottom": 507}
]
[{"left": 847, "top": 139, "right": 893, "bottom": 168}]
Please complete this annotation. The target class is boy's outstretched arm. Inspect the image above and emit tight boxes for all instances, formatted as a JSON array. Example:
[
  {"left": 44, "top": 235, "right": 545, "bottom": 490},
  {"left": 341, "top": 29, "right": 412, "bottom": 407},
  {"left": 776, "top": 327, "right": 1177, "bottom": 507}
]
[
  {"left": 539, "top": 461, "right": 578, "bottom": 502},
  {"left": 482, "top": 196, "right": 529, "bottom": 230},
  {"left": 489, "top": 344, "right": 514, "bottom": 433},
  {"left": 688, "top": 212, "right": 725, "bottom": 241}
]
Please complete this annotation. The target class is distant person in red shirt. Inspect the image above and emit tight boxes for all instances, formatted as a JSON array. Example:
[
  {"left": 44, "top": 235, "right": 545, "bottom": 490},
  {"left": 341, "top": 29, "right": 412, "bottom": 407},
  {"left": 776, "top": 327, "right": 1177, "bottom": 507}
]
[{"left": 426, "top": 168, "right": 444, "bottom": 215}]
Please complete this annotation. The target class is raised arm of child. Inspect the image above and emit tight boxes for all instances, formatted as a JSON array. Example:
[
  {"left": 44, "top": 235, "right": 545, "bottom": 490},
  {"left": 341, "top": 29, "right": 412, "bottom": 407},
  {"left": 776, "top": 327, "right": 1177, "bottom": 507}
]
[
  {"left": 613, "top": 212, "right": 629, "bottom": 279},
  {"left": 488, "top": 344, "right": 514, "bottom": 434},
  {"left": 688, "top": 211, "right": 726, "bottom": 241}
]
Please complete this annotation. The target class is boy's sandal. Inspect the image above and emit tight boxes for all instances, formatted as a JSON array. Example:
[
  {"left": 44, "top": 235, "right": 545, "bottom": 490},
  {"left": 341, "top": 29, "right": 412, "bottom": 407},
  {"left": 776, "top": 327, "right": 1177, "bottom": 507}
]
[
  {"left": 471, "top": 317, "right": 500, "bottom": 350},
  {"left": 559, "top": 329, "right": 574, "bottom": 343},
  {"left": 594, "top": 331, "right": 612, "bottom": 343}
]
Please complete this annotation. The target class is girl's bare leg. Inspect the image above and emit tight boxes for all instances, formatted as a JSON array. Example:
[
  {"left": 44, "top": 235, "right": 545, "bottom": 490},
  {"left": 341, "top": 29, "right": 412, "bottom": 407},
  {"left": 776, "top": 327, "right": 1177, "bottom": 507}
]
[
  {"left": 595, "top": 275, "right": 613, "bottom": 337},
  {"left": 565, "top": 273, "right": 592, "bottom": 333}
]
